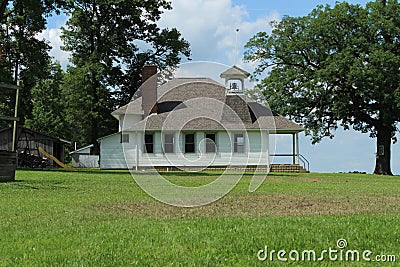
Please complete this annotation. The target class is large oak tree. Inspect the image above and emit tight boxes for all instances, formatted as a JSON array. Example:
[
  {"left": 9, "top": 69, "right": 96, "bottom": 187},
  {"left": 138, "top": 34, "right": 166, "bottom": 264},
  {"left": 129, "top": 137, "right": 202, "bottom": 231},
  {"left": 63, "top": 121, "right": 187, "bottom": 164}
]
[
  {"left": 61, "top": 0, "right": 190, "bottom": 152},
  {"left": 245, "top": 0, "right": 400, "bottom": 175}
]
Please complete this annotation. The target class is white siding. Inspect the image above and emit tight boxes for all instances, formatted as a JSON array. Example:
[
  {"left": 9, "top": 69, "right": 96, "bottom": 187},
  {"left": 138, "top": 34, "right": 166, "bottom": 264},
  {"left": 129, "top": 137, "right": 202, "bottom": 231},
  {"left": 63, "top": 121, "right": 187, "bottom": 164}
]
[
  {"left": 72, "top": 155, "right": 99, "bottom": 168},
  {"left": 99, "top": 130, "right": 269, "bottom": 169},
  {"left": 99, "top": 132, "right": 139, "bottom": 169},
  {"left": 118, "top": 114, "right": 142, "bottom": 131}
]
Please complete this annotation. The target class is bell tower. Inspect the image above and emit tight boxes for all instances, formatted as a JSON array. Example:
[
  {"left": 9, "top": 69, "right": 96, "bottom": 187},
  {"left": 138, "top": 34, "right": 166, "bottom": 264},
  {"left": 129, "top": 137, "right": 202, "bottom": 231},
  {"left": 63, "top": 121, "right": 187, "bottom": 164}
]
[{"left": 220, "top": 65, "right": 250, "bottom": 95}]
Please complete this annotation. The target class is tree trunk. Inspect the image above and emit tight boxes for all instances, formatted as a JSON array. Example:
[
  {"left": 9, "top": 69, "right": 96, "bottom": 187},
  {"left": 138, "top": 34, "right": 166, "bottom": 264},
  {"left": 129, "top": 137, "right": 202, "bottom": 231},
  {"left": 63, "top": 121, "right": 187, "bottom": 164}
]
[
  {"left": 0, "top": 0, "right": 9, "bottom": 23},
  {"left": 373, "top": 126, "right": 393, "bottom": 175}
]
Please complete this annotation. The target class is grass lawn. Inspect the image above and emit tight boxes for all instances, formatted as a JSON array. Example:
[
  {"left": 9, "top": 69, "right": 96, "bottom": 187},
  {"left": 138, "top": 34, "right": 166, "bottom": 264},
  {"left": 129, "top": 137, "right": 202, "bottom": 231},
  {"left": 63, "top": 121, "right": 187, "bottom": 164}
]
[{"left": 0, "top": 170, "right": 399, "bottom": 266}]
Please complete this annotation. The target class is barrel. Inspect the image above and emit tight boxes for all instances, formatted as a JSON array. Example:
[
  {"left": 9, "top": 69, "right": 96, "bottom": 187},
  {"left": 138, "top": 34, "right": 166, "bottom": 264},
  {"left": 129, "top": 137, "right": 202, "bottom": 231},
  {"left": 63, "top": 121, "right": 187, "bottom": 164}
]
[{"left": 0, "top": 151, "right": 17, "bottom": 182}]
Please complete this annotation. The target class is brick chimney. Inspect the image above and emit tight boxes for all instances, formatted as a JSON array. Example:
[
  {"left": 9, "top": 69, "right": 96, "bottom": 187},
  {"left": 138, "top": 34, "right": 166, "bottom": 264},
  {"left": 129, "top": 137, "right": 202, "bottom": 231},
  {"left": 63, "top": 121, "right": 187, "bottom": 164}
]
[{"left": 141, "top": 65, "right": 158, "bottom": 117}]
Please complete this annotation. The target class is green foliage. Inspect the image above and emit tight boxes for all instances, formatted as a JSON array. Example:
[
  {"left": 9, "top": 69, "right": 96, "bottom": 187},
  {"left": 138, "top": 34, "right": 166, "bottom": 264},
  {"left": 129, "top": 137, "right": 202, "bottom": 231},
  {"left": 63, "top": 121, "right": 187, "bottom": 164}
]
[
  {"left": 60, "top": 0, "right": 191, "bottom": 151},
  {"left": 245, "top": 0, "right": 400, "bottom": 174},
  {"left": 62, "top": 64, "right": 116, "bottom": 148},
  {"left": 0, "top": 170, "right": 399, "bottom": 266},
  {"left": 245, "top": 1, "right": 400, "bottom": 141},
  {"left": 61, "top": 0, "right": 190, "bottom": 106},
  {"left": 0, "top": 86, "right": 16, "bottom": 129},
  {"left": 25, "top": 62, "right": 67, "bottom": 138},
  {"left": 0, "top": 0, "right": 66, "bottom": 123}
]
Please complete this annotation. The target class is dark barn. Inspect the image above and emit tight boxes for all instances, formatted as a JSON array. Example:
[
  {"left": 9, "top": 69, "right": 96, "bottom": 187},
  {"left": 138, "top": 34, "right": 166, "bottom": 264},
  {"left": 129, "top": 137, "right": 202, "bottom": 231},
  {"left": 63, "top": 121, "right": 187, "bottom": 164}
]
[{"left": 0, "top": 126, "right": 70, "bottom": 167}]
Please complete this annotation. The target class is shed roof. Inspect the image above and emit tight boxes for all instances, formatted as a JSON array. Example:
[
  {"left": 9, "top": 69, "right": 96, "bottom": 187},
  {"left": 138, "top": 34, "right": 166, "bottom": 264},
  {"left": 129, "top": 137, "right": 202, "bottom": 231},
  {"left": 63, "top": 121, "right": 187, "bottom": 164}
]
[{"left": 0, "top": 126, "right": 71, "bottom": 144}]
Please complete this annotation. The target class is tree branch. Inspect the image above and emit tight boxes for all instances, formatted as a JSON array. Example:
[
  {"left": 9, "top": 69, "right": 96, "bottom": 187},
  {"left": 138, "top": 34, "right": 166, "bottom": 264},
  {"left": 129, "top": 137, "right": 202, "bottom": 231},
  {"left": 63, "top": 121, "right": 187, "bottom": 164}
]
[
  {"left": 300, "top": 50, "right": 320, "bottom": 70},
  {"left": 275, "top": 56, "right": 308, "bottom": 70}
]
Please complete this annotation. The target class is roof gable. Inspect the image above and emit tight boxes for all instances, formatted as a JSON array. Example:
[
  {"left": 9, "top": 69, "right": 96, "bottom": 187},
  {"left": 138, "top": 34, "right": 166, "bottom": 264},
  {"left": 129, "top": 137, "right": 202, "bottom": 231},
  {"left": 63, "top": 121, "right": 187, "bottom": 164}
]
[{"left": 220, "top": 65, "right": 250, "bottom": 78}]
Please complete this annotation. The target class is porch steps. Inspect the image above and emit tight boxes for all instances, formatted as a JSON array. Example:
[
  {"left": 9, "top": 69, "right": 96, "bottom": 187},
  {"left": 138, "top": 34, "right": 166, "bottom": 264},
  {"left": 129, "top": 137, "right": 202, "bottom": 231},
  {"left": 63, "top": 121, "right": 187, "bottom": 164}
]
[
  {"left": 270, "top": 164, "right": 309, "bottom": 173},
  {"left": 151, "top": 164, "right": 308, "bottom": 173}
]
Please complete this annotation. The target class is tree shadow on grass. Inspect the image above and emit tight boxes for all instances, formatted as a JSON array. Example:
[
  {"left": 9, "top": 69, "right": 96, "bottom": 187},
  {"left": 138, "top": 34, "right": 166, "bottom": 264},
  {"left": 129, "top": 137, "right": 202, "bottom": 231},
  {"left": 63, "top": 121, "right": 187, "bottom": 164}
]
[
  {"left": 0, "top": 179, "right": 70, "bottom": 190},
  {"left": 16, "top": 168, "right": 133, "bottom": 176}
]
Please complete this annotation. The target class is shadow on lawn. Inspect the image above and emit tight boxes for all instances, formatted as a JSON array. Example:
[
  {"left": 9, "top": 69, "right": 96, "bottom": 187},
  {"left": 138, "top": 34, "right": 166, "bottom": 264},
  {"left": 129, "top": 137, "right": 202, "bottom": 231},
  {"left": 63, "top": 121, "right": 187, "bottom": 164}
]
[
  {"left": 16, "top": 168, "right": 132, "bottom": 176},
  {"left": 1, "top": 179, "right": 70, "bottom": 190}
]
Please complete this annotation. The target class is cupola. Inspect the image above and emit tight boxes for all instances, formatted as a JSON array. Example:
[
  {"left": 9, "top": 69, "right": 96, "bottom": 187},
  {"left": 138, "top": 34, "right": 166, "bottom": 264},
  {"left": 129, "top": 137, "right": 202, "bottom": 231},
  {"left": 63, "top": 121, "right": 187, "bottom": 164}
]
[{"left": 220, "top": 65, "right": 250, "bottom": 95}]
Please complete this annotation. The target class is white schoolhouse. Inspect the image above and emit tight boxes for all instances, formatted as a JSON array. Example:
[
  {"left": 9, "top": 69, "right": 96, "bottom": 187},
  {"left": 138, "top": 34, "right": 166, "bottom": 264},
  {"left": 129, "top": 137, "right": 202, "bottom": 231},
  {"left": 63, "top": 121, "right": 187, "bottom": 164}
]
[{"left": 98, "top": 65, "right": 305, "bottom": 171}]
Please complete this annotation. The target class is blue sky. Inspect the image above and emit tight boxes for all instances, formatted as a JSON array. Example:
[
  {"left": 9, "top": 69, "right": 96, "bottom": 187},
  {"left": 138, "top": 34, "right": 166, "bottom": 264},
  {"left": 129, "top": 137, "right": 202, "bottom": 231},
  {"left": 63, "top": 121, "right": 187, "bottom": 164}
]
[{"left": 42, "top": 0, "right": 399, "bottom": 174}]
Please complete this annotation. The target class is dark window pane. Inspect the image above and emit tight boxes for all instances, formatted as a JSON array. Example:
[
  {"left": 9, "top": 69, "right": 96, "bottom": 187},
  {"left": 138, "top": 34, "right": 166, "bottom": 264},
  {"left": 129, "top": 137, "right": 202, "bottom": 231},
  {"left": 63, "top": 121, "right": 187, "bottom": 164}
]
[
  {"left": 165, "top": 134, "right": 174, "bottom": 144},
  {"left": 185, "top": 133, "right": 195, "bottom": 153},
  {"left": 121, "top": 134, "right": 129, "bottom": 143},
  {"left": 145, "top": 143, "right": 153, "bottom": 153},
  {"left": 205, "top": 133, "right": 216, "bottom": 153},
  {"left": 206, "top": 143, "right": 216, "bottom": 153},
  {"left": 164, "top": 134, "right": 174, "bottom": 153},
  {"left": 145, "top": 134, "right": 153, "bottom": 143},
  {"left": 144, "top": 133, "right": 154, "bottom": 153},
  {"left": 206, "top": 133, "right": 216, "bottom": 142},
  {"left": 234, "top": 134, "right": 244, "bottom": 153},
  {"left": 164, "top": 144, "right": 174, "bottom": 153},
  {"left": 185, "top": 133, "right": 194, "bottom": 143},
  {"left": 185, "top": 144, "right": 195, "bottom": 153}
]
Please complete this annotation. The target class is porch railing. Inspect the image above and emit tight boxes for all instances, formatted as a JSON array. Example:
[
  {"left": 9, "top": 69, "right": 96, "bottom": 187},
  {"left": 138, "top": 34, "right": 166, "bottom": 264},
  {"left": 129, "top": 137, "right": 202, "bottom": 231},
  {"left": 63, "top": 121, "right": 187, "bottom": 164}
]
[{"left": 270, "top": 153, "right": 310, "bottom": 172}]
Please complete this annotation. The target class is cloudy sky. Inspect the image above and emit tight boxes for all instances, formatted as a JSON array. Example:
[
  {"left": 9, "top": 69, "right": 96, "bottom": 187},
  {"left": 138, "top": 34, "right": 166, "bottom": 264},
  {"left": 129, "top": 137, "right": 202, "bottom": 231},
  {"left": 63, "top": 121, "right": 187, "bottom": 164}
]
[{"left": 41, "top": 0, "right": 399, "bottom": 174}]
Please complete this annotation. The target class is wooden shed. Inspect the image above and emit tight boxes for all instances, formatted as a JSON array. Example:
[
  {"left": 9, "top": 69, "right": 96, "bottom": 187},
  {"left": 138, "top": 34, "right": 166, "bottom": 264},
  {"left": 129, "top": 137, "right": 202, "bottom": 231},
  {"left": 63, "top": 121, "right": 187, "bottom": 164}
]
[{"left": 0, "top": 126, "right": 71, "bottom": 167}]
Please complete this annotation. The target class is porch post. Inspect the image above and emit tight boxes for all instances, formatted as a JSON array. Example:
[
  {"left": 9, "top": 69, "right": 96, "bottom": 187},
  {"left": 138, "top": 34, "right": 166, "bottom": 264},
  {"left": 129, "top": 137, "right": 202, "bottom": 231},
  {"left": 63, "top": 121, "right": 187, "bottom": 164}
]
[
  {"left": 135, "top": 132, "right": 139, "bottom": 171},
  {"left": 295, "top": 132, "right": 299, "bottom": 164},
  {"left": 292, "top": 133, "right": 295, "bottom": 164}
]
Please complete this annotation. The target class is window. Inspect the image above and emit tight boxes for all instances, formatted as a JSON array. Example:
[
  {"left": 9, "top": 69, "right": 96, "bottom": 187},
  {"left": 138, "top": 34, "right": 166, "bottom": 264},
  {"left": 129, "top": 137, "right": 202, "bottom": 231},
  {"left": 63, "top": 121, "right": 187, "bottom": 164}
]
[
  {"left": 144, "top": 133, "right": 154, "bottom": 153},
  {"left": 184, "top": 133, "right": 195, "bottom": 153},
  {"left": 234, "top": 133, "right": 245, "bottom": 153},
  {"left": 163, "top": 134, "right": 174, "bottom": 153},
  {"left": 121, "top": 133, "right": 129, "bottom": 143},
  {"left": 205, "top": 133, "right": 216, "bottom": 153}
]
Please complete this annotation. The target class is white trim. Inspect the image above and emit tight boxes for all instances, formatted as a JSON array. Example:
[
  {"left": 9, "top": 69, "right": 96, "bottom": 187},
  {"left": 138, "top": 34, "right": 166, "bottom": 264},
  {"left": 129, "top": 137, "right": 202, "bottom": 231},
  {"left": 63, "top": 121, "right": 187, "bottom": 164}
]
[
  {"left": 97, "top": 132, "right": 122, "bottom": 141},
  {"left": 69, "top": 144, "right": 94, "bottom": 154}
]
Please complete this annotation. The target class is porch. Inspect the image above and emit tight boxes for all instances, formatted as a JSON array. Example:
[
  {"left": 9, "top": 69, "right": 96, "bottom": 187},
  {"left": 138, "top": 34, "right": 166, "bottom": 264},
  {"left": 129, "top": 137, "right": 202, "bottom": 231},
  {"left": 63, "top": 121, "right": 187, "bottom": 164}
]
[{"left": 269, "top": 131, "right": 310, "bottom": 173}]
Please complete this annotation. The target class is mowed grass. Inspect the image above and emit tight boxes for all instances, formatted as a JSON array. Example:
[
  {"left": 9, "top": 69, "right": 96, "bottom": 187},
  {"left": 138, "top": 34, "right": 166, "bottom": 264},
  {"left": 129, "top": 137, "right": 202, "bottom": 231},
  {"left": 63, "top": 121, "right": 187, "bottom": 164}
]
[{"left": 0, "top": 170, "right": 400, "bottom": 266}]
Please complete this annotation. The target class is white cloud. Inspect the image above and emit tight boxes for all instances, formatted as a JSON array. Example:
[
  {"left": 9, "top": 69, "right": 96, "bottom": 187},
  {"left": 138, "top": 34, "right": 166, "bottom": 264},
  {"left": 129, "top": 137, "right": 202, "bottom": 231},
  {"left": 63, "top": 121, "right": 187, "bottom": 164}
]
[
  {"left": 158, "top": 0, "right": 279, "bottom": 71},
  {"left": 37, "top": 1, "right": 278, "bottom": 73},
  {"left": 36, "top": 26, "right": 70, "bottom": 69}
]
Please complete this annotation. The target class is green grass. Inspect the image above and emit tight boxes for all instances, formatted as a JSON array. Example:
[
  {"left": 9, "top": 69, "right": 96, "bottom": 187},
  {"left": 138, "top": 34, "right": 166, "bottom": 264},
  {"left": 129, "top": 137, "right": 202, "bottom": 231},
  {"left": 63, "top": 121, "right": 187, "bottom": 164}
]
[{"left": 0, "top": 170, "right": 400, "bottom": 266}]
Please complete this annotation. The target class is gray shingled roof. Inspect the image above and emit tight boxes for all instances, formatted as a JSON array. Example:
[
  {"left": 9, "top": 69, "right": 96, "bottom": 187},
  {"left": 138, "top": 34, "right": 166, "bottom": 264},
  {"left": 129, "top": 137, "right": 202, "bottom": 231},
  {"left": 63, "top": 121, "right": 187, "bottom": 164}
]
[
  {"left": 112, "top": 99, "right": 143, "bottom": 116},
  {"left": 112, "top": 78, "right": 221, "bottom": 116},
  {"left": 117, "top": 78, "right": 304, "bottom": 133}
]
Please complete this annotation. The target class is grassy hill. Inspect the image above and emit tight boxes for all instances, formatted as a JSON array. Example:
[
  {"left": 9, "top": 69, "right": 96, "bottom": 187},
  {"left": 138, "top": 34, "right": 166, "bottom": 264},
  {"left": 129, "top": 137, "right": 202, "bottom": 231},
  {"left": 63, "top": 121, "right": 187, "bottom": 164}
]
[{"left": 0, "top": 170, "right": 399, "bottom": 266}]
